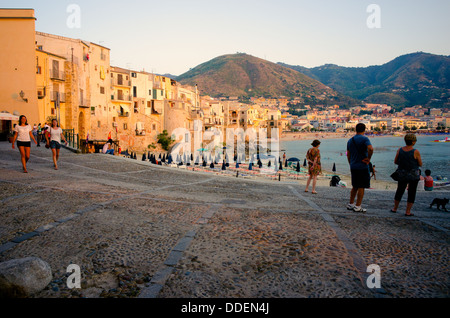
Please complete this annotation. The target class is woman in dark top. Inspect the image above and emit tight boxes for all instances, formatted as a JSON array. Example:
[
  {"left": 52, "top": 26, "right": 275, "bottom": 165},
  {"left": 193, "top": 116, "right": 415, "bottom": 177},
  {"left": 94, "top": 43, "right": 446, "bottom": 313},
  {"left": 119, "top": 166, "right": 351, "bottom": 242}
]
[{"left": 391, "top": 134, "right": 423, "bottom": 216}]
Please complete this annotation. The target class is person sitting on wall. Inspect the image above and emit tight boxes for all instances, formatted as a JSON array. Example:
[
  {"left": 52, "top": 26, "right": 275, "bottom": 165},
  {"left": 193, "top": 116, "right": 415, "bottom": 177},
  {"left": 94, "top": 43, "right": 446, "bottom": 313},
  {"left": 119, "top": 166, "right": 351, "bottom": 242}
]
[
  {"left": 102, "top": 139, "right": 114, "bottom": 155},
  {"left": 424, "top": 169, "right": 434, "bottom": 191}
]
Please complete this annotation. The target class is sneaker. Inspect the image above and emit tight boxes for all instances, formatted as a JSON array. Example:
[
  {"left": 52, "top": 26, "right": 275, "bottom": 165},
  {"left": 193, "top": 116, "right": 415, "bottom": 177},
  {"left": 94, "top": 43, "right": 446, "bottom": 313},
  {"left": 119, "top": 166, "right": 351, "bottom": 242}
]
[
  {"left": 353, "top": 206, "right": 367, "bottom": 213},
  {"left": 347, "top": 203, "right": 355, "bottom": 210}
]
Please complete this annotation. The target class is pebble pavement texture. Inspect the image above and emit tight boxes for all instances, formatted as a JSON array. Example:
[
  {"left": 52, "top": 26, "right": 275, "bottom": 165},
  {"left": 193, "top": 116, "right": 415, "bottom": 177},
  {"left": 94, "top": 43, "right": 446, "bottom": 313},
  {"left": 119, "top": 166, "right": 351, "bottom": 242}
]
[{"left": 0, "top": 142, "right": 448, "bottom": 298}]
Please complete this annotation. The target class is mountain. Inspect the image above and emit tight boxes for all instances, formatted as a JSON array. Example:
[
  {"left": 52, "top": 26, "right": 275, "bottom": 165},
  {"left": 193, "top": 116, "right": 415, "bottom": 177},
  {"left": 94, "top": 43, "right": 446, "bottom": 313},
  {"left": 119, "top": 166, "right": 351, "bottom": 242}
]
[
  {"left": 176, "top": 53, "right": 358, "bottom": 106},
  {"left": 279, "top": 52, "right": 450, "bottom": 108}
]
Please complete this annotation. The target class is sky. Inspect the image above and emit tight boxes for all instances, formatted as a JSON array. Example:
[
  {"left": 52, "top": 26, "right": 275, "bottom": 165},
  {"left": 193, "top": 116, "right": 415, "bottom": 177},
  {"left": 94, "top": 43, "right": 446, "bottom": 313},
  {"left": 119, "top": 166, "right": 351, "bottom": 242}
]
[{"left": 2, "top": 0, "right": 450, "bottom": 75}]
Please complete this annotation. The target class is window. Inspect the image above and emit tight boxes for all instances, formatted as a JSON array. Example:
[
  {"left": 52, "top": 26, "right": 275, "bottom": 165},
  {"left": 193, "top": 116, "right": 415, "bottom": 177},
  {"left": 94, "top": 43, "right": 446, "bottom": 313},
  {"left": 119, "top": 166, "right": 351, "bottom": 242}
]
[
  {"left": 98, "top": 121, "right": 101, "bottom": 128},
  {"left": 91, "top": 107, "right": 95, "bottom": 115},
  {"left": 123, "top": 123, "right": 128, "bottom": 130},
  {"left": 100, "top": 87, "right": 105, "bottom": 94},
  {"left": 52, "top": 60, "right": 59, "bottom": 78}
]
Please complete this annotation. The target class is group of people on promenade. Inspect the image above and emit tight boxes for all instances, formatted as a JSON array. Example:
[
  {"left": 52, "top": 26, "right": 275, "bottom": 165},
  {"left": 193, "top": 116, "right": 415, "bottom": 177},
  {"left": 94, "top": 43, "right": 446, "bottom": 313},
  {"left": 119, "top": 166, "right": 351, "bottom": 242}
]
[
  {"left": 11, "top": 115, "right": 67, "bottom": 172},
  {"left": 11, "top": 115, "right": 427, "bottom": 216},
  {"left": 303, "top": 123, "right": 426, "bottom": 216}
]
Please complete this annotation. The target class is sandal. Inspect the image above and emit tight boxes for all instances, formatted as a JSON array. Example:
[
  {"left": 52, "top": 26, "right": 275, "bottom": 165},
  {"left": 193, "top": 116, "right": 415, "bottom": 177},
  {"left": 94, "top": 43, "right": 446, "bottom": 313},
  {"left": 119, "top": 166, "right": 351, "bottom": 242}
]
[
  {"left": 390, "top": 209, "right": 397, "bottom": 213},
  {"left": 405, "top": 213, "right": 414, "bottom": 217}
]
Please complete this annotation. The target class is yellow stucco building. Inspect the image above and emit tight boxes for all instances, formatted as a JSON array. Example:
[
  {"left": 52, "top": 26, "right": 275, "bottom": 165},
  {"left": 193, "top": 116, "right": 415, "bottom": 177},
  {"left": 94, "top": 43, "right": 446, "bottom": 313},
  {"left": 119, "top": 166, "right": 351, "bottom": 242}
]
[
  {"left": 35, "top": 48, "right": 67, "bottom": 127},
  {"left": 0, "top": 9, "right": 39, "bottom": 136}
]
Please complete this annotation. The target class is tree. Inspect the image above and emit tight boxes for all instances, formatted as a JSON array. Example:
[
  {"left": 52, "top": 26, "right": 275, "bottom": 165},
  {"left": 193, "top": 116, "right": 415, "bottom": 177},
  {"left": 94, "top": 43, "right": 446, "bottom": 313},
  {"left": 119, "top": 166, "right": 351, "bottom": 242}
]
[{"left": 157, "top": 130, "right": 173, "bottom": 151}]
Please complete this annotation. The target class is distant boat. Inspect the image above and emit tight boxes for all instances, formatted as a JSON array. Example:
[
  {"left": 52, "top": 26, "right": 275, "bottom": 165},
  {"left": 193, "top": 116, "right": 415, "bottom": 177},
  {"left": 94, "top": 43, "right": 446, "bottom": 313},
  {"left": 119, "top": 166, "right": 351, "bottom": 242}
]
[{"left": 431, "top": 137, "right": 450, "bottom": 143}]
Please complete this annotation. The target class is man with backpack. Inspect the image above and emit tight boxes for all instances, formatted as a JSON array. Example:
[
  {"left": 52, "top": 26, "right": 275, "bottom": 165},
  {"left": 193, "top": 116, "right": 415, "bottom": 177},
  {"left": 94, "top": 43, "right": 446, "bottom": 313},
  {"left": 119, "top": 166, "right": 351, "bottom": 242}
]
[{"left": 346, "top": 123, "right": 374, "bottom": 213}]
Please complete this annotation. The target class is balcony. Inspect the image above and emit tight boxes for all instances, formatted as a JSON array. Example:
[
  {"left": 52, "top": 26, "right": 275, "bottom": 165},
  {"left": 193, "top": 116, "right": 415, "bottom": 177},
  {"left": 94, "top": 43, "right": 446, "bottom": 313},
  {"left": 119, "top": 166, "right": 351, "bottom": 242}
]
[
  {"left": 79, "top": 98, "right": 91, "bottom": 108},
  {"left": 111, "top": 78, "right": 131, "bottom": 87},
  {"left": 111, "top": 94, "right": 132, "bottom": 103},
  {"left": 49, "top": 69, "right": 65, "bottom": 81},
  {"left": 118, "top": 111, "right": 129, "bottom": 117},
  {"left": 50, "top": 91, "right": 66, "bottom": 103}
]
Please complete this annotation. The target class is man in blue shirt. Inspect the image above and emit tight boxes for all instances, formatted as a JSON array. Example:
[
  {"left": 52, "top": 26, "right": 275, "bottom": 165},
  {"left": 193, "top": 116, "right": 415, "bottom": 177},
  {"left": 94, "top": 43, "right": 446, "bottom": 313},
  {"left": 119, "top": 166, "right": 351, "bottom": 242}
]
[{"left": 346, "top": 123, "right": 374, "bottom": 213}]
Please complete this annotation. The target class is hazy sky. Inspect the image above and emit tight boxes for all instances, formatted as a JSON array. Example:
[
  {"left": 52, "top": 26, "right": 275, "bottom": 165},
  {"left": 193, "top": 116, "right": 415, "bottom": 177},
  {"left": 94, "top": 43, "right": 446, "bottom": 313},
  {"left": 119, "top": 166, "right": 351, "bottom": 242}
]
[{"left": 2, "top": 0, "right": 449, "bottom": 75}]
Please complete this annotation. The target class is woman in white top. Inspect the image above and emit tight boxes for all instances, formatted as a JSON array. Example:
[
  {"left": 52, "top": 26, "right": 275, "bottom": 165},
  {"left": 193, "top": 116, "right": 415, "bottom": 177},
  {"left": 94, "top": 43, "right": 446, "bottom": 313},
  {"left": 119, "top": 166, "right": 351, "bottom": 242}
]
[
  {"left": 12, "top": 115, "right": 37, "bottom": 173},
  {"left": 45, "top": 119, "right": 67, "bottom": 170}
]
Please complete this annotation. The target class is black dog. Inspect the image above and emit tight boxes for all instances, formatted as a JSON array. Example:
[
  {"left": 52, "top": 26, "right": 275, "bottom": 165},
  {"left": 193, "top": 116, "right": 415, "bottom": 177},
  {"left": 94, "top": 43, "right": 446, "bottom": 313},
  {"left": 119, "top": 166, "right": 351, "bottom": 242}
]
[{"left": 430, "top": 198, "right": 449, "bottom": 212}]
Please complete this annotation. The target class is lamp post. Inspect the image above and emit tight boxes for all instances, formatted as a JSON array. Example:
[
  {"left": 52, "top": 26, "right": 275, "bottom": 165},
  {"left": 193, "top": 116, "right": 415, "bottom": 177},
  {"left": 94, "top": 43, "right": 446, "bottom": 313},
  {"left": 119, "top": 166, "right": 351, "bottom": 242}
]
[{"left": 19, "top": 90, "right": 28, "bottom": 103}]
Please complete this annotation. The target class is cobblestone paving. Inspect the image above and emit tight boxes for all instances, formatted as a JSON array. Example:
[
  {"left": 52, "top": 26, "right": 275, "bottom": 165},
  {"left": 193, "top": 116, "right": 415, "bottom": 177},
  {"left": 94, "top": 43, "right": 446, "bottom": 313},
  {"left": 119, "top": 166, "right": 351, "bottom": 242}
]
[{"left": 0, "top": 142, "right": 448, "bottom": 298}]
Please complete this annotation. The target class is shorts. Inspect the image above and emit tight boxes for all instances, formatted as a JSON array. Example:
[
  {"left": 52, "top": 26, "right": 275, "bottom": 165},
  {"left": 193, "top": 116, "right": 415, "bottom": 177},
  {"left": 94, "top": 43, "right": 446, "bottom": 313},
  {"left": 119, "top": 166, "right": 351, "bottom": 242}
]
[
  {"left": 50, "top": 140, "right": 61, "bottom": 150},
  {"left": 351, "top": 168, "right": 370, "bottom": 189},
  {"left": 17, "top": 141, "right": 31, "bottom": 148}
]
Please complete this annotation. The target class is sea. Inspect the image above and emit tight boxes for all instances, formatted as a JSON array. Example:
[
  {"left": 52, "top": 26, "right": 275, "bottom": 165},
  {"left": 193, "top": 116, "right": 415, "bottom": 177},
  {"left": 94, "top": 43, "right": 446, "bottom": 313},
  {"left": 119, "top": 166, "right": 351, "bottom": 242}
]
[{"left": 281, "top": 134, "right": 450, "bottom": 182}]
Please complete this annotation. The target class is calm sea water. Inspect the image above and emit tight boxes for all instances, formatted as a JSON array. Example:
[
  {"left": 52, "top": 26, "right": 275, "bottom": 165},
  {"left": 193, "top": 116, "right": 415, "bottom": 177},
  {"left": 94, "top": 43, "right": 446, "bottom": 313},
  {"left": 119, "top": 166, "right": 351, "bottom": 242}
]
[{"left": 281, "top": 135, "right": 450, "bottom": 181}]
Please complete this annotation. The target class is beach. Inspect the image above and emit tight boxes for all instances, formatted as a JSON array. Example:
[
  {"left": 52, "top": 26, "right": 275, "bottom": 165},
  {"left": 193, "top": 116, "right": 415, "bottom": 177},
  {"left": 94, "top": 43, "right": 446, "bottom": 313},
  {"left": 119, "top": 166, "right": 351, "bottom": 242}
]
[
  {"left": 0, "top": 141, "right": 449, "bottom": 299},
  {"left": 281, "top": 131, "right": 351, "bottom": 141}
]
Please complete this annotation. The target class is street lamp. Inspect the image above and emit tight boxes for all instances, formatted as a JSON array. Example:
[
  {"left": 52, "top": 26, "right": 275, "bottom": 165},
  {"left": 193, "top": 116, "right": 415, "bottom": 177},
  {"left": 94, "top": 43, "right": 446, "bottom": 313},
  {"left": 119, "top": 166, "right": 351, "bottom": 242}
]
[{"left": 19, "top": 90, "right": 28, "bottom": 103}]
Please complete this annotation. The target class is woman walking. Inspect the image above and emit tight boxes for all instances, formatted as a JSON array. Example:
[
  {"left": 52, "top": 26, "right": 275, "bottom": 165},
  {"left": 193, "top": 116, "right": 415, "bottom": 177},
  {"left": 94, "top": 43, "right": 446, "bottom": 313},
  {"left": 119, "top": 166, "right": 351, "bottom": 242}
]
[
  {"left": 11, "top": 115, "right": 37, "bottom": 173},
  {"left": 391, "top": 133, "right": 423, "bottom": 216},
  {"left": 45, "top": 119, "right": 67, "bottom": 170},
  {"left": 305, "top": 139, "right": 322, "bottom": 194}
]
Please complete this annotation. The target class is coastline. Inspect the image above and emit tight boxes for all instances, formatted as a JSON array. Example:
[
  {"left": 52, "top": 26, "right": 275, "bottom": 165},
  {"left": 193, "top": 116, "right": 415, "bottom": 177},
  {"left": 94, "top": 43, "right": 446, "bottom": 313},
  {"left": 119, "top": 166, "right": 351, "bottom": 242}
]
[{"left": 280, "top": 131, "right": 450, "bottom": 142}]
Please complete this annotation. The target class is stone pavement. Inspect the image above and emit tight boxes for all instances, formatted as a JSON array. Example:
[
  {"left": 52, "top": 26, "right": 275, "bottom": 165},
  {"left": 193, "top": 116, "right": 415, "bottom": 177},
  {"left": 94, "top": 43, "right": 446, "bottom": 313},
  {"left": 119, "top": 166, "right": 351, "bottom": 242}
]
[{"left": 0, "top": 141, "right": 448, "bottom": 298}]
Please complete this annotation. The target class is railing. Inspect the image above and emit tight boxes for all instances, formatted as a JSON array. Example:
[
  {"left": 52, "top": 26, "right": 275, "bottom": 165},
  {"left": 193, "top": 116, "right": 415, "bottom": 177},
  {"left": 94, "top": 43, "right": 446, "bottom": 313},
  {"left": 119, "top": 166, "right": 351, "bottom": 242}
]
[
  {"left": 80, "top": 98, "right": 91, "bottom": 107},
  {"left": 49, "top": 69, "right": 65, "bottom": 81},
  {"left": 111, "top": 78, "right": 131, "bottom": 87},
  {"left": 50, "top": 91, "right": 66, "bottom": 103},
  {"left": 118, "top": 111, "right": 129, "bottom": 117},
  {"left": 111, "top": 94, "right": 132, "bottom": 102},
  {"left": 63, "top": 129, "right": 79, "bottom": 149}
]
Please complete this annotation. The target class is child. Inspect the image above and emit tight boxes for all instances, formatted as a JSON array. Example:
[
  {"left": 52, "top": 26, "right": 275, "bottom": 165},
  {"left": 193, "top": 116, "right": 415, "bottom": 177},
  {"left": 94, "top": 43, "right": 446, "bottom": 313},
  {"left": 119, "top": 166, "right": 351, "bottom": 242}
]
[{"left": 424, "top": 169, "right": 433, "bottom": 191}]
